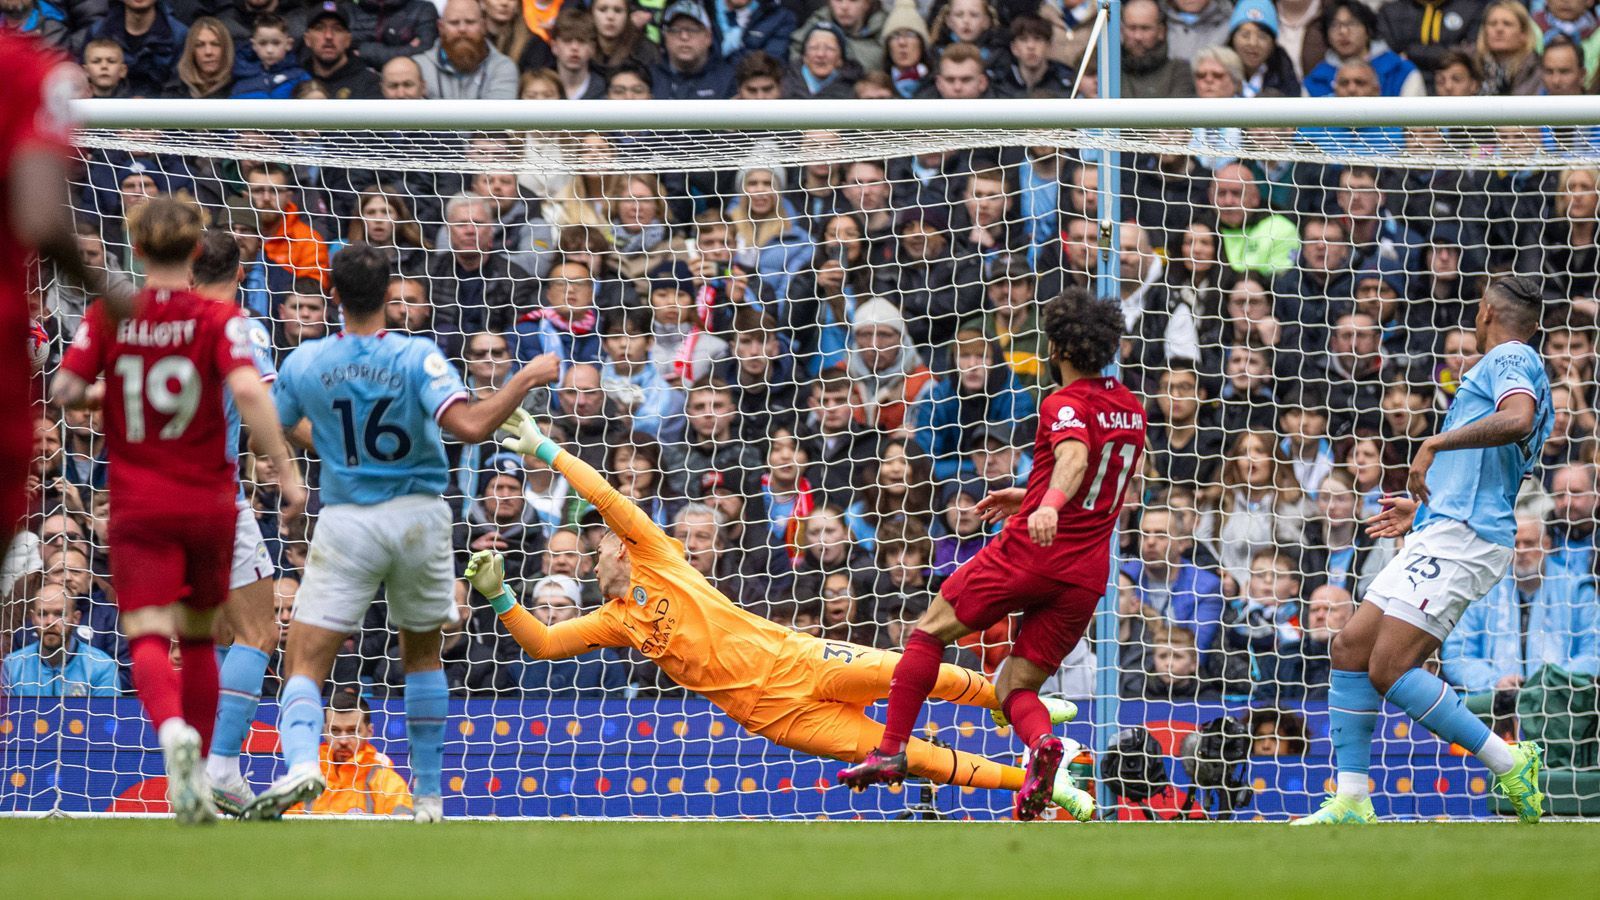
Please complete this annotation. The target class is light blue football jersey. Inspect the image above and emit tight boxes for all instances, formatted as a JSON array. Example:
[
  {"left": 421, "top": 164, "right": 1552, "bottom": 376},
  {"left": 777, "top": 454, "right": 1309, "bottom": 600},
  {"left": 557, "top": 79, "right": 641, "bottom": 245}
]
[
  {"left": 1413, "top": 341, "right": 1553, "bottom": 547},
  {"left": 224, "top": 317, "right": 278, "bottom": 503},
  {"left": 274, "top": 331, "right": 468, "bottom": 506}
]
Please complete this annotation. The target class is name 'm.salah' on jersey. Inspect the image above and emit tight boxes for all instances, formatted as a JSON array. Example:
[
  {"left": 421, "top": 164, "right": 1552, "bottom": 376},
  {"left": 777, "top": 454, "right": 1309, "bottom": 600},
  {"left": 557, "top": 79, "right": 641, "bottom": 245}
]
[{"left": 990, "top": 376, "right": 1147, "bottom": 589}]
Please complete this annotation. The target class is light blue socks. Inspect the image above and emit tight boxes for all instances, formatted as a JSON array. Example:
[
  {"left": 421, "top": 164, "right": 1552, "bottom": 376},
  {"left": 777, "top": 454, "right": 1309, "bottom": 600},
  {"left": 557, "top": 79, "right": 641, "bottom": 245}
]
[
  {"left": 278, "top": 674, "right": 323, "bottom": 772},
  {"left": 405, "top": 669, "right": 449, "bottom": 798}
]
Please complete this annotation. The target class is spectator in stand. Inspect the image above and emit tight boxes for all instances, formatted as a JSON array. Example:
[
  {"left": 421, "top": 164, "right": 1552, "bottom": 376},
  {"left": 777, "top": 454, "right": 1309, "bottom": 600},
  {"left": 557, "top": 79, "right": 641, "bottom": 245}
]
[
  {"left": 793, "top": 0, "right": 886, "bottom": 73},
  {"left": 1144, "top": 363, "right": 1225, "bottom": 499},
  {"left": 1346, "top": 434, "right": 1388, "bottom": 519},
  {"left": 1165, "top": 0, "right": 1234, "bottom": 63},
  {"left": 1473, "top": 0, "right": 1544, "bottom": 96},
  {"left": 1122, "top": 0, "right": 1195, "bottom": 98},
  {"left": 1301, "top": 583, "right": 1355, "bottom": 699},
  {"left": 1536, "top": 0, "right": 1600, "bottom": 46},
  {"left": 1432, "top": 48, "right": 1484, "bottom": 97},
  {"left": 346, "top": 0, "right": 438, "bottom": 67},
  {"left": 1120, "top": 506, "right": 1227, "bottom": 657},
  {"left": 785, "top": 22, "right": 863, "bottom": 99},
  {"left": 646, "top": 262, "right": 726, "bottom": 385},
  {"left": 300, "top": 2, "right": 383, "bottom": 98},
  {"left": 1541, "top": 384, "right": 1595, "bottom": 487},
  {"left": 2, "top": 0, "right": 68, "bottom": 47},
  {"left": 233, "top": 16, "right": 311, "bottom": 98},
  {"left": 456, "top": 453, "right": 549, "bottom": 585},
  {"left": 1305, "top": 0, "right": 1423, "bottom": 97},
  {"left": 1444, "top": 515, "right": 1600, "bottom": 696},
  {"left": 88, "top": 0, "right": 187, "bottom": 97},
  {"left": 426, "top": 193, "right": 534, "bottom": 345},
  {"left": 608, "top": 173, "right": 680, "bottom": 283},
  {"left": 1377, "top": 0, "right": 1486, "bottom": 89},
  {"left": 711, "top": 0, "right": 797, "bottom": 64},
  {"left": 1, "top": 584, "right": 120, "bottom": 697},
  {"left": 1227, "top": 0, "right": 1301, "bottom": 97},
  {"left": 82, "top": 39, "right": 132, "bottom": 98},
  {"left": 1247, "top": 708, "right": 1309, "bottom": 755},
  {"left": 929, "top": 0, "right": 1007, "bottom": 67},
  {"left": 549, "top": 10, "right": 607, "bottom": 99},
  {"left": 245, "top": 164, "right": 331, "bottom": 290},
  {"left": 551, "top": 363, "right": 634, "bottom": 473},
  {"left": 914, "top": 328, "right": 1034, "bottom": 480},
  {"left": 888, "top": 207, "right": 976, "bottom": 348},
  {"left": 1279, "top": 396, "right": 1335, "bottom": 499},
  {"left": 481, "top": 0, "right": 548, "bottom": 72},
  {"left": 379, "top": 54, "right": 427, "bottom": 99},
  {"left": 714, "top": 307, "right": 802, "bottom": 441},
  {"left": 517, "top": 575, "right": 633, "bottom": 695},
  {"left": 1546, "top": 462, "right": 1598, "bottom": 576},
  {"left": 413, "top": 0, "right": 519, "bottom": 100},
  {"left": 164, "top": 16, "right": 236, "bottom": 99},
  {"left": 1198, "top": 429, "right": 1310, "bottom": 593},
  {"left": 1136, "top": 622, "right": 1213, "bottom": 700},
  {"left": 661, "top": 379, "right": 764, "bottom": 503},
  {"left": 1220, "top": 546, "right": 1306, "bottom": 702},
  {"left": 846, "top": 297, "right": 934, "bottom": 433},
  {"left": 993, "top": 14, "right": 1074, "bottom": 98},
  {"left": 1519, "top": 166, "right": 1600, "bottom": 308},
  {"left": 881, "top": 0, "right": 931, "bottom": 97},
  {"left": 755, "top": 427, "right": 814, "bottom": 560},
  {"left": 920, "top": 40, "right": 996, "bottom": 98},
  {"left": 843, "top": 435, "right": 934, "bottom": 551},
  {"left": 592, "top": 0, "right": 659, "bottom": 72},
  {"left": 950, "top": 164, "right": 1023, "bottom": 263},
  {"left": 1301, "top": 59, "right": 1407, "bottom": 154},
  {"left": 725, "top": 165, "right": 812, "bottom": 303},
  {"left": 930, "top": 477, "right": 989, "bottom": 581},
  {"left": 599, "top": 307, "right": 685, "bottom": 444},
  {"left": 1188, "top": 46, "right": 1245, "bottom": 168},
  {"left": 1378, "top": 378, "right": 1436, "bottom": 488},
  {"left": 1272, "top": 214, "right": 1355, "bottom": 365},
  {"left": 1301, "top": 468, "right": 1395, "bottom": 598},
  {"left": 276, "top": 280, "right": 331, "bottom": 354},
  {"left": 795, "top": 370, "right": 879, "bottom": 506},
  {"left": 732, "top": 47, "right": 785, "bottom": 98},
  {"left": 870, "top": 516, "right": 935, "bottom": 627},
  {"left": 1120, "top": 221, "right": 1195, "bottom": 394},
  {"left": 511, "top": 259, "right": 603, "bottom": 366},
  {"left": 347, "top": 184, "right": 429, "bottom": 271},
  {"left": 383, "top": 272, "right": 434, "bottom": 342},
  {"left": 612, "top": 438, "right": 675, "bottom": 528},
  {"left": 1335, "top": 165, "right": 1422, "bottom": 274},
  {"left": 653, "top": 0, "right": 736, "bottom": 99},
  {"left": 293, "top": 693, "right": 414, "bottom": 815},
  {"left": 1212, "top": 162, "right": 1297, "bottom": 276}
]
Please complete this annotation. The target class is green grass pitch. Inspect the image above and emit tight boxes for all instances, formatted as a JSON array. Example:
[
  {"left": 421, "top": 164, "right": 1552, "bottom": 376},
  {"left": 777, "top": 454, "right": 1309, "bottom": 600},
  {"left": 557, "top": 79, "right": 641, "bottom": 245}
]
[{"left": 5, "top": 819, "right": 1599, "bottom": 898}]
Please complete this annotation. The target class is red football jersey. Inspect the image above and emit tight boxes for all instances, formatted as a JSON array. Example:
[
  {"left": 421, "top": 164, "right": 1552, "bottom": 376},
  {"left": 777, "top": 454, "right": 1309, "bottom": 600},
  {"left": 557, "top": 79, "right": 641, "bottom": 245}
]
[
  {"left": 0, "top": 33, "right": 78, "bottom": 528},
  {"left": 60, "top": 289, "right": 257, "bottom": 512},
  {"left": 992, "top": 376, "right": 1147, "bottom": 587}
]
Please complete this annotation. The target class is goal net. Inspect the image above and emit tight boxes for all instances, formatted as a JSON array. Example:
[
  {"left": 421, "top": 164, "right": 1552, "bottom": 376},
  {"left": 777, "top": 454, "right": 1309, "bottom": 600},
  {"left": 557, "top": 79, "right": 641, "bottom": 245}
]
[{"left": 7, "top": 97, "right": 1600, "bottom": 820}]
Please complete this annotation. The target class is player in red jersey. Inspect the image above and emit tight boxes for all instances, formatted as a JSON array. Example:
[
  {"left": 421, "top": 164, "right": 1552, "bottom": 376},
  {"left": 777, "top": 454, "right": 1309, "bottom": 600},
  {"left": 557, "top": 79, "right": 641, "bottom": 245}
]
[
  {"left": 1, "top": 32, "right": 136, "bottom": 544},
  {"left": 839, "top": 286, "right": 1145, "bottom": 820},
  {"left": 52, "top": 197, "right": 306, "bottom": 824}
]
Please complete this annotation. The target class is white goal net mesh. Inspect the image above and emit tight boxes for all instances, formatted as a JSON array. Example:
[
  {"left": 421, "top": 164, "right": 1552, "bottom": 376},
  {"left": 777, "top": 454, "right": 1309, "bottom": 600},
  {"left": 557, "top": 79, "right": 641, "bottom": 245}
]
[{"left": 7, "top": 113, "right": 1600, "bottom": 821}]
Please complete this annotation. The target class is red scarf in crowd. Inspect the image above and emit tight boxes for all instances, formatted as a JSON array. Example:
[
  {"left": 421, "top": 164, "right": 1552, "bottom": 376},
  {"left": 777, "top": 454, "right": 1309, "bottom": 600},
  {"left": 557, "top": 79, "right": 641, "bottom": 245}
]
[
  {"left": 521, "top": 306, "right": 597, "bottom": 335},
  {"left": 763, "top": 473, "right": 815, "bottom": 562}
]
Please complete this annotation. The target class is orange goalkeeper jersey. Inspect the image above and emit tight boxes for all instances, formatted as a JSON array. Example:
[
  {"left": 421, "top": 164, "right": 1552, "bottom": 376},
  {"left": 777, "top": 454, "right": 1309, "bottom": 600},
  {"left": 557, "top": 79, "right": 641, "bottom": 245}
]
[{"left": 499, "top": 449, "right": 802, "bottom": 721}]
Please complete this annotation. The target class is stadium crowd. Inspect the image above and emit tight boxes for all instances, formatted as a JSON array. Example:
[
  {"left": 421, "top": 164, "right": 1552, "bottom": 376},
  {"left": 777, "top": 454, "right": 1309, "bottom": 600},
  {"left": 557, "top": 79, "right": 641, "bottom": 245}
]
[{"left": 3, "top": 0, "right": 1600, "bottom": 729}]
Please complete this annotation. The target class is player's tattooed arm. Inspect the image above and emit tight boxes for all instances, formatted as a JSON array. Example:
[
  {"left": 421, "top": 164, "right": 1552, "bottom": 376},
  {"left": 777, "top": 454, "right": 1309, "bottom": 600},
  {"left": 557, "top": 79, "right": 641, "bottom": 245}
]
[
  {"left": 1029, "top": 439, "right": 1090, "bottom": 547},
  {"left": 1407, "top": 394, "right": 1537, "bottom": 505}
]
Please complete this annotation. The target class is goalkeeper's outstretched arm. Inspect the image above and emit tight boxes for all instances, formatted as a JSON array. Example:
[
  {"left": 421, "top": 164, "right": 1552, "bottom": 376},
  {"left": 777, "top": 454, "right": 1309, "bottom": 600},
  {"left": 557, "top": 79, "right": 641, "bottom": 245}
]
[
  {"left": 465, "top": 550, "right": 626, "bottom": 660},
  {"left": 500, "top": 409, "right": 672, "bottom": 557}
]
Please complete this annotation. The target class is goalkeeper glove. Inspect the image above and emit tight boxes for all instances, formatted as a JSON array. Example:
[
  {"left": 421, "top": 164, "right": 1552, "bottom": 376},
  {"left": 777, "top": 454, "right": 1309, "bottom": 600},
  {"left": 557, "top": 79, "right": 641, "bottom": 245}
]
[
  {"left": 464, "top": 549, "right": 517, "bottom": 615},
  {"left": 499, "top": 407, "right": 560, "bottom": 465}
]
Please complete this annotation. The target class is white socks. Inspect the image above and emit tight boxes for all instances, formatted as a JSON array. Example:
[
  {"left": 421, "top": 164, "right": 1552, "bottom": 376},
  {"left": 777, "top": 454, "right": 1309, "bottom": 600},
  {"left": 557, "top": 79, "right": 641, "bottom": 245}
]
[
  {"left": 1337, "top": 772, "right": 1370, "bottom": 799},
  {"left": 1476, "top": 734, "right": 1515, "bottom": 776}
]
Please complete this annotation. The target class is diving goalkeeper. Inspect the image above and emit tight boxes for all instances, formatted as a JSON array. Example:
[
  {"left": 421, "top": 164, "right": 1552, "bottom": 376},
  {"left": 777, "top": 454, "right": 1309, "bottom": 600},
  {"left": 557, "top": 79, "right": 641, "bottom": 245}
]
[{"left": 464, "top": 409, "right": 1094, "bottom": 819}]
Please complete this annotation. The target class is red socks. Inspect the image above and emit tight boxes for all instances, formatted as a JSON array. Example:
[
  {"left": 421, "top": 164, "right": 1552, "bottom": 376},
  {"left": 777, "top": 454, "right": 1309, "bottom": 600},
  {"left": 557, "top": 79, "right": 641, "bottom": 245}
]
[
  {"left": 879, "top": 630, "right": 946, "bottom": 755},
  {"left": 128, "top": 634, "right": 182, "bottom": 732},
  {"left": 178, "top": 637, "right": 218, "bottom": 756},
  {"left": 129, "top": 634, "right": 220, "bottom": 756},
  {"left": 1001, "top": 689, "right": 1052, "bottom": 746}
]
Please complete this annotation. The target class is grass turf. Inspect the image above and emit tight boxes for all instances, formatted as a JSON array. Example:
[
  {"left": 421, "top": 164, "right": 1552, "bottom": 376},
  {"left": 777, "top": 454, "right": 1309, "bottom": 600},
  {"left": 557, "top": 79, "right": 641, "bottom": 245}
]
[{"left": 3, "top": 818, "right": 1596, "bottom": 898}]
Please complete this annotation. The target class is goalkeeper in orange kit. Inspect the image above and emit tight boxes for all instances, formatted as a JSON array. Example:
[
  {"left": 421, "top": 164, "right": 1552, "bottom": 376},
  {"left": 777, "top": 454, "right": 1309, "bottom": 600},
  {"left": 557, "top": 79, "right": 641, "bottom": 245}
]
[{"left": 463, "top": 409, "right": 1095, "bottom": 819}]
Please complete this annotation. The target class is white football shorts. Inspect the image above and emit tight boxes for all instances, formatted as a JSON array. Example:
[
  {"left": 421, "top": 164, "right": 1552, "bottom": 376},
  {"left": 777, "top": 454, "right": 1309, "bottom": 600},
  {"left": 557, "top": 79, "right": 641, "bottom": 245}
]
[
  {"left": 295, "top": 494, "right": 458, "bottom": 633},
  {"left": 229, "top": 502, "right": 274, "bottom": 591},
  {"left": 1363, "top": 519, "right": 1512, "bottom": 642}
]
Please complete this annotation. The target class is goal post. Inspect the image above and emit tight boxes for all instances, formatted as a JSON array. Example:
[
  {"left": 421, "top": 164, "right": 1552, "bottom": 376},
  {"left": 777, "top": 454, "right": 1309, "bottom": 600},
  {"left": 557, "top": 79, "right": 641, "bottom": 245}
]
[{"left": 7, "top": 95, "right": 1600, "bottom": 820}]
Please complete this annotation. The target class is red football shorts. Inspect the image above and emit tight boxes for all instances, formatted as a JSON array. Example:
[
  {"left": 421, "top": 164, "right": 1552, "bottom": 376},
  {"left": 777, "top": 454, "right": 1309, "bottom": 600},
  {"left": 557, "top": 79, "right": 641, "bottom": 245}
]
[
  {"left": 940, "top": 542, "right": 1103, "bottom": 673},
  {"left": 108, "top": 506, "right": 237, "bottom": 613}
]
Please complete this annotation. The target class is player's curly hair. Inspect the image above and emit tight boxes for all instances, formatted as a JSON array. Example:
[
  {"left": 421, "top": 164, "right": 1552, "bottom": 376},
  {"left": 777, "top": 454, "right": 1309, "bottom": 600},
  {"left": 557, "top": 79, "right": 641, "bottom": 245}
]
[{"left": 1042, "top": 285, "right": 1124, "bottom": 375}]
